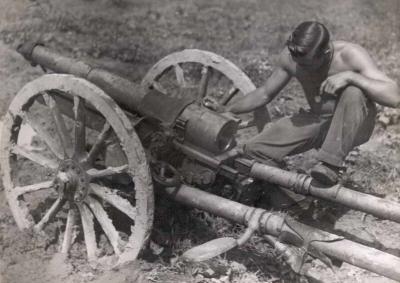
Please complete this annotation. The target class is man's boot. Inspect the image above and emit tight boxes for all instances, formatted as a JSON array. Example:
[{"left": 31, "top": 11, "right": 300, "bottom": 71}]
[{"left": 310, "top": 162, "right": 340, "bottom": 187}]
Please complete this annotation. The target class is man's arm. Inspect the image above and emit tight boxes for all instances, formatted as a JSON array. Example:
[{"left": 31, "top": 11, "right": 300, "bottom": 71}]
[
  {"left": 226, "top": 51, "right": 292, "bottom": 114},
  {"left": 320, "top": 44, "right": 400, "bottom": 108}
]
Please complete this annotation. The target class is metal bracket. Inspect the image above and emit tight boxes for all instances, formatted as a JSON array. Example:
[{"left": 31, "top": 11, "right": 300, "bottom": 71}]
[
  {"left": 234, "top": 157, "right": 255, "bottom": 175},
  {"left": 173, "top": 117, "right": 187, "bottom": 142}
]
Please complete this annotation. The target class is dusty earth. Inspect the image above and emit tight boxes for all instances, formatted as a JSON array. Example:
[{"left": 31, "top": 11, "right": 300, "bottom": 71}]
[{"left": 0, "top": 0, "right": 400, "bottom": 282}]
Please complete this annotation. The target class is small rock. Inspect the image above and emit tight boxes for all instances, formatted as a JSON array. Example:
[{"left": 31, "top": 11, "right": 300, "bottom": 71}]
[
  {"left": 149, "top": 241, "right": 164, "bottom": 256},
  {"left": 203, "top": 268, "right": 215, "bottom": 278},
  {"left": 46, "top": 253, "right": 73, "bottom": 279},
  {"left": 127, "top": 19, "right": 136, "bottom": 29},
  {"left": 140, "top": 262, "right": 153, "bottom": 271},
  {"left": 82, "top": 272, "right": 95, "bottom": 281},
  {"left": 229, "top": 261, "right": 246, "bottom": 273},
  {"left": 378, "top": 115, "right": 390, "bottom": 127}
]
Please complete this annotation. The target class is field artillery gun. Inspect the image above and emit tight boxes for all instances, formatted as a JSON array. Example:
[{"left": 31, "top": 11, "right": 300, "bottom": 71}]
[{"left": 1, "top": 41, "right": 400, "bottom": 281}]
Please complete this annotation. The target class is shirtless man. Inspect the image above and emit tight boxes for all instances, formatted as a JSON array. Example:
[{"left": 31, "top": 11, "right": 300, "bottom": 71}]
[{"left": 220, "top": 21, "right": 400, "bottom": 186}]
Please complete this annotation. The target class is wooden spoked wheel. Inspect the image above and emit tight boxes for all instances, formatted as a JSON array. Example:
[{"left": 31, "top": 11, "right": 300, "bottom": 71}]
[
  {"left": 0, "top": 74, "right": 153, "bottom": 267},
  {"left": 142, "top": 49, "right": 270, "bottom": 133}
]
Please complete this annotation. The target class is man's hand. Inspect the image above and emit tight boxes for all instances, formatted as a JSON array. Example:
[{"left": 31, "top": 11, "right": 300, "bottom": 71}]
[
  {"left": 202, "top": 96, "right": 240, "bottom": 123},
  {"left": 202, "top": 96, "right": 226, "bottom": 113},
  {"left": 320, "top": 71, "right": 354, "bottom": 95}
]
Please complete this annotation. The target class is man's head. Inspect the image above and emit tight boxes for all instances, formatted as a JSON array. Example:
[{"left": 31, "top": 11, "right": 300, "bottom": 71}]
[{"left": 287, "top": 21, "right": 331, "bottom": 70}]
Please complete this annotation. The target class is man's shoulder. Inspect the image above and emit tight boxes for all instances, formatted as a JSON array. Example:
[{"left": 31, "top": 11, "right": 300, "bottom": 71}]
[
  {"left": 276, "top": 47, "right": 295, "bottom": 73},
  {"left": 334, "top": 41, "right": 369, "bottom": 65},
  {"left": 332, "top": 41, "right": 374, "bottom": 72}
]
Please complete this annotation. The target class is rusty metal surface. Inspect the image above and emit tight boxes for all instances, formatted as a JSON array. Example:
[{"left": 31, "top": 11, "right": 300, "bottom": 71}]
[
  {"left": 22, "top": 45, "right": 243, "bottom": 155},
  {"left": 139, "top": 89, "right": 194, "bottom": 125},
  {"left": 24, "top": 45, "right": 145, "bottom": 114},
  {"left": 179, "top": 104, "right": 239, "bottom": 153}
]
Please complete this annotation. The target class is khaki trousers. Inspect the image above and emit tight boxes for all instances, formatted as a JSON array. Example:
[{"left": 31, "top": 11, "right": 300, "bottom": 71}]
[{"left": 243, "top": 86, "right": 377, "bottom": 167}]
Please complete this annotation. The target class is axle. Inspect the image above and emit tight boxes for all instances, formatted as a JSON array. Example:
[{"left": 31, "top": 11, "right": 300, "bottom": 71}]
[{"left": 164, "top": 184, "right": 400, "bottom": 282}]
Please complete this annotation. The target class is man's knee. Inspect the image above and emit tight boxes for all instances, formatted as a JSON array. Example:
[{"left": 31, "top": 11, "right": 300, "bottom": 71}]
[
  {"left": 242, "top": 142, "right": 284, "bottom": 167},
  {"left": 340, "top": 86, "right": 367, "bottom": 104}
]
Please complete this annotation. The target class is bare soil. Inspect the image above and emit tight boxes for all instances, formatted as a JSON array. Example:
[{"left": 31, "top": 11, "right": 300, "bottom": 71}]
[{"left": 0, "top": 1, "right": 400, "bottom": 283}]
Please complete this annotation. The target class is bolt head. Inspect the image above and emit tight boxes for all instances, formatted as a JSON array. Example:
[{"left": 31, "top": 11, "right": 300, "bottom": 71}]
[{"left": 74, "top": 192, "right": 84, "bottom": 202}]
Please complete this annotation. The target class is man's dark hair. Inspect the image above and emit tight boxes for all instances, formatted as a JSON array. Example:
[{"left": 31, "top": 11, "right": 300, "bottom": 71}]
[{"left": 286, "top": 21, "right": 330, "bottom": 58}]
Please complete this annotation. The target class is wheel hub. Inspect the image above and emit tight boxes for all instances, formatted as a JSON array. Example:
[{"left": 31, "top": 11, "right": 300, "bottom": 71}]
[{"left": 55, "top": 159, "right": 88, "bottom": 202}]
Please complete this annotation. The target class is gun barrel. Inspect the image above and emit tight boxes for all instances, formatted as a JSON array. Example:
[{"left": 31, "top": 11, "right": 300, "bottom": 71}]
[
  {"left": 250, "top": 162, "right": 400, "bottom": 224},
  {"left": 164, "top": 184, "right": 400, "bottom": 282},
  {"left": 18, "top": 43, "right": 239, "bottom": 153},
  {"left": 18, "top": 43, "right": 145, "bottom": 114}
]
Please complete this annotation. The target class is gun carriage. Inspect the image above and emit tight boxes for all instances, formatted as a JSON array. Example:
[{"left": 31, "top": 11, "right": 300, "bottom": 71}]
[{"left": 1, "top": 42, "right": 400, "bottom": 281}]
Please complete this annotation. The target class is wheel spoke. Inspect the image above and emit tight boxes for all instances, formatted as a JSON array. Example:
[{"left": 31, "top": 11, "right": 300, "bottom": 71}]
[
  {"left": 238, "top": 119, "right": 255, "bottom": 129},
  {"left": 174, "top": 64, "right": 186, "bottom": 87},
  {"left": 77, "top": 203, "right": 98, "bottom": 261},
  {"left": 84, "top": 123, "right": 111, "bottom": 165},
  {"left": 61, "top": 207, "right": 77, "bottom": 254},
  {"left": 198, "top": 65, "right": 211, "bottom": 101},
  {"left": 152, "top": 81, "right": 168, "bottom": 95},
  {"left": 87, "top": 165, "right": 129, "bottom": 179},
  {"left": 89, "top": 183, "right": 136, "bottom": 220},
  {"left": 12, "top": 145, "right": 58, "bottom": 170},
  {"left": 219, "top": 86, "right": 239, "bottom": 106},
  {"left": 86, "top": 196, "right": 122, "bottom": 255},
  {"left": 23, "top": 113, "right": 64, "bottom": 160},
  {"left": 13, "top": 180, "right": 54, "bottom": 197},
  {"left": 73, "top": 96, "right": 86, "bottom": 159},
  {"left": 42, "top": 92, "right": 73, "bottom": 157},
  {"left": 34, "top": 197, "right": 66, "bottom": 231}
]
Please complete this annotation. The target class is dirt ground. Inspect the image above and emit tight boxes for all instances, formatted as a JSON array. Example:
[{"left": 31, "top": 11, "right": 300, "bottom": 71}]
[{"left": 0, "top": 0, "right": 400, "bottom": 282}]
